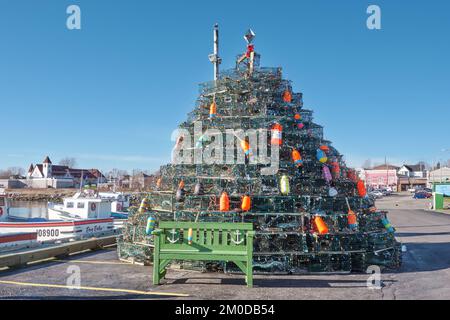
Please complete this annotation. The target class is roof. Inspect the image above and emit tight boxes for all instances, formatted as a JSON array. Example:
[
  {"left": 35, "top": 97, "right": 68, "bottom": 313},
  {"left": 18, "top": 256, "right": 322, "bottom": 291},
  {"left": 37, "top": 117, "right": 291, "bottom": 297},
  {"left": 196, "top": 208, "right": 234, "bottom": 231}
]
[
  {"left": 429, "top": 167, "right": 450, "bottom": 175},
  {"left": 66, "top": 169, "right": 97, "bottom": 179},
  {"left": 371, "top": 164, "right": 400, "bottom": 170},
  {"left": 401, "top": 164, "right": 425, "bottom": 172},
  {"left": 35, "top": 164, "right": 44, "bottom": 176},
  {"left": 28, "top": 164, "right": 34, "bottom": 173},
  {"left": 89, "top": 169, "right": 106, "bottom": 179},
  {"left": 43, "top": 156, "right": 52, "bottom": 164}
]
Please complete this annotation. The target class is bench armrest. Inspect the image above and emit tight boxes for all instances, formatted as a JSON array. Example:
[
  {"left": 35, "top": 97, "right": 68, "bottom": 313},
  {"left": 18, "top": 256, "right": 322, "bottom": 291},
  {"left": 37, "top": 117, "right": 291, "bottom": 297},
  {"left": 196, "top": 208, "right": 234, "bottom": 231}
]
[
  {"left": 152, "top": 229, "right": 163, "bottom": 236},
  {"left": 246, "top": 230, "right": 256, "bottom": 237}
]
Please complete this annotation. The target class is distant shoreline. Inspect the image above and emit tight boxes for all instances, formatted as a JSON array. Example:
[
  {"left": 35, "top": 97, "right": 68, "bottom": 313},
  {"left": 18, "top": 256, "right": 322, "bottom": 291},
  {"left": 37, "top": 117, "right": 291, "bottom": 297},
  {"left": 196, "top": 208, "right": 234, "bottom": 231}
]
[{"left": 5, "top": 188, "right": 76, "bottom": 202}]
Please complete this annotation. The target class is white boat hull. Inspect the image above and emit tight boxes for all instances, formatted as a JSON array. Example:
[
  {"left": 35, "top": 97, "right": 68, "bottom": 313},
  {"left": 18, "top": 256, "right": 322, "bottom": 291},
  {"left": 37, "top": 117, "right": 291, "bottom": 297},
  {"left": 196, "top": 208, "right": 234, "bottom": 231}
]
[
  {"left": 0, "top": 218, "right": 117, "bottom": 242},
  {"left": 0, "top": 233, "right": 39, "bottom": 252}
]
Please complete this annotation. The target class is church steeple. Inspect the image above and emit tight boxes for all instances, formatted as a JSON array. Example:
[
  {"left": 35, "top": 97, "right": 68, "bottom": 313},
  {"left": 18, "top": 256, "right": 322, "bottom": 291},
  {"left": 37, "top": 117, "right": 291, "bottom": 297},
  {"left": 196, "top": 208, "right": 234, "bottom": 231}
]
[
  {"left": 42, "top": 156, "right": 52, "bottom": 178},
  {"left": 43, "top": 156, "right": 52, "bottom": 164}
]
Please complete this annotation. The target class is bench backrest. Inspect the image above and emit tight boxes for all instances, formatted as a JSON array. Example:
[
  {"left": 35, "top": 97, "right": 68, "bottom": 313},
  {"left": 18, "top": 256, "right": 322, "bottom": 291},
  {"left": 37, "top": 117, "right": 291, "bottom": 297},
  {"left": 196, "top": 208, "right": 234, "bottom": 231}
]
[{"left": 156, "top": 221, "right": 253, "bottom": 252}]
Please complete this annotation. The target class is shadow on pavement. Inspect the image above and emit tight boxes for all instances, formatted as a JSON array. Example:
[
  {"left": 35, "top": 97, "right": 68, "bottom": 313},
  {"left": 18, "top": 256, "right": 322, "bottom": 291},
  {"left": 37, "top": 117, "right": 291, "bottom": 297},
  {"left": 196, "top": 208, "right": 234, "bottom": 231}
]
[
  {"left": 397, "top": 232, "right": 450, "bottom": 237},
  {"left": 400, "top": 242, "right": 450, "bottom": 272},
  {"left": 168, "top": 277, "right": 396, "bottom": 288},
  {"left": 0, "top": 248, "right": 119, "bottom": 277}
]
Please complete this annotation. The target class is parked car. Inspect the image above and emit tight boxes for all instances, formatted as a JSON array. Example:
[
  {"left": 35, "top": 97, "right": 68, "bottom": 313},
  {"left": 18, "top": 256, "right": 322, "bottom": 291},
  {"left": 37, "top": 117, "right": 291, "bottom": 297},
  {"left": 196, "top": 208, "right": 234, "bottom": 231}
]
[
  {"left": 369, "top": 191, "right": 384, "bottom": 199},
  {"left": 380, "top": 188, "right": 393, "bottom": 196},
  {"left": 413, "top": 191, "right": 432, "bottom": 199}
]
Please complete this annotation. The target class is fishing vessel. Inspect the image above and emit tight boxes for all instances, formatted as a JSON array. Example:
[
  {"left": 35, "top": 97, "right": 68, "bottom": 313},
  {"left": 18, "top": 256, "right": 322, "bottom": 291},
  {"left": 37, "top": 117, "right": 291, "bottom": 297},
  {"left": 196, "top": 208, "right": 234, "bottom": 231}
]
[
  {"left": 0, "top": 190, "right": 120, "bottom": 243},
  {"left": 0, "top": 219, "right": 115, "bottom": 243},
  {"left": 0, "top": 232, "right": 39, "bottom": 253}
]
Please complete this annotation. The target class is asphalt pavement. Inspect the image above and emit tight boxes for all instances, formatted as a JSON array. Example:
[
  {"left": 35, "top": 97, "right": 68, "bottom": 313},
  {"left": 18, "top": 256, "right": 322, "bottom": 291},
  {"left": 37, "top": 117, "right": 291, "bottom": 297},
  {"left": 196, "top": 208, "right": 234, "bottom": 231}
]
[{"left": 0, "top": 193, "right": 449, "bottom": 300}]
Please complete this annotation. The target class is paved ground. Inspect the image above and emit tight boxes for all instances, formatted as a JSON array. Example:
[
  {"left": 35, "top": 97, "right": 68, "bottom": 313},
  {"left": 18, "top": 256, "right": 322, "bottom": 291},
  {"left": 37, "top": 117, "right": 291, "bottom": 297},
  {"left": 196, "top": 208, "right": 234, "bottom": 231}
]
[{"left": 0, "top": 193, "right": 449, "bottom": 300}]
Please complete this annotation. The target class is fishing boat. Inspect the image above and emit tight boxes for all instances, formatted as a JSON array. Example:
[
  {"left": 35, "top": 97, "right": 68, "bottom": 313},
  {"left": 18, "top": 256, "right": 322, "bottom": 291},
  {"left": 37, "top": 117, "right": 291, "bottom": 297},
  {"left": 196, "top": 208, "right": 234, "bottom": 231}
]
[
  {"left": 0, "top": 232, "right": 39, "bottom": 253},
  {"left": 0, "top": 189, "right": 120, "bottom": 243},
  {"left": 0, "top": 219, "right": 115, "bottom": 243}
]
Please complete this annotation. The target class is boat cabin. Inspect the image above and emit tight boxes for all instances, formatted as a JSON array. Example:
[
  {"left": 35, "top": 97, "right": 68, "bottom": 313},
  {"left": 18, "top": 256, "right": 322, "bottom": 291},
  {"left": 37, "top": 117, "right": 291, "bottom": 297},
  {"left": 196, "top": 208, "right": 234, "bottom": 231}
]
[
  {"left": 0, "top": 192, "right": 8, "bottom": 222},
  {"left": 48, "top": 192, "right": 112, "bottom": 220},
  {"left": 99, "top": 192, "right": 131, "bottom": 212}
]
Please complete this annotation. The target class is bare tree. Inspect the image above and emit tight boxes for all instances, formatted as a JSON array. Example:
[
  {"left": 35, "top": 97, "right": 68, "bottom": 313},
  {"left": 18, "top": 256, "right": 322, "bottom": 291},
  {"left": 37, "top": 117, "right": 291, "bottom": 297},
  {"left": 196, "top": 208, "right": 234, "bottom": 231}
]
[
  {"left": 59, "top": 157, "right": 77, "bottom": 168},
  {"left": 417, "top": 161, "right": 431, "bottom": 170},
  {"left": 108, "top": 168, "right": 129, "bottom": 179},
  {"left": 0, "top": 170, "right": 9, "bottom": 178},
  {"left": 362, "top": 159, "right": 372, "bottom": 169},
  {"left": 8, "top": 167, "right": 25, "bottom": 176},
  {"left": 0, "top": 167, "right": 25, "bottom": 178}
]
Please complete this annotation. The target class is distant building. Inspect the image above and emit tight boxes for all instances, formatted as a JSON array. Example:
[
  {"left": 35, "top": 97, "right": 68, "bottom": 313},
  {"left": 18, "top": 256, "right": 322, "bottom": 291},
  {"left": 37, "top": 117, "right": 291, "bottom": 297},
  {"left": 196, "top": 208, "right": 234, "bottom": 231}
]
[
  {"left": 26, "top": 156, "right": 106, "bottom": 189},
  {"left": 428, "top": 167, "right": 450, "bottom": 185},
  {"left": 130, "top": 173, "right": 155, "bottom": 190},
  {"left": 360, "top": 168, "right": 398, "bottom": 191},
  {"left": 398, "top": 164, "right": 427, "bottom": 178},
  {"left": 397, "top": 164, "right": 428, "bottom": 191},
  {"left": 360, "top": 163, "right": 430, "bottom": 191},
  {"left": 0, "top": 178, "right": 27, "bottom": 189},
  {"left": 371, "top": 164, "right": 400, "bottom": 171}
]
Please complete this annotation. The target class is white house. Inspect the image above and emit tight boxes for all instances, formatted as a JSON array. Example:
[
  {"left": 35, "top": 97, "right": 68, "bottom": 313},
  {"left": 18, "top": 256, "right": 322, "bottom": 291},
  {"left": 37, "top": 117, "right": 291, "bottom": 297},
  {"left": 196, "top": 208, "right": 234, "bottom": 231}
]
[
  {"left": 27, "top": 156, "right": 107, "bottom": 189},
  {"left": 398, "top": 164, "right": 426, "bottom": 178}
]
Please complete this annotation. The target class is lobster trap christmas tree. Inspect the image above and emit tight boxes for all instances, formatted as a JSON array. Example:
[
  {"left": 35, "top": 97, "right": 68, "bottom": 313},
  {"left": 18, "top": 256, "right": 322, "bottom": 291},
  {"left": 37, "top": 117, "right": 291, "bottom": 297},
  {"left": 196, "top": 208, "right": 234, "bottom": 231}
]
[{"left": 117, "top": 26, "right": 402, "bottom": 273}]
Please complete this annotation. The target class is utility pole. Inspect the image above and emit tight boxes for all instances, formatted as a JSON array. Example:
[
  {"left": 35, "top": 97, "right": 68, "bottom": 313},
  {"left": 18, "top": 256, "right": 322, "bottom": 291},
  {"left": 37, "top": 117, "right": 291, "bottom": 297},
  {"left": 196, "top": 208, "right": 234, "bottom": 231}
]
[{"left": 385, "top": 156, "right": 388, "bottom": 189}]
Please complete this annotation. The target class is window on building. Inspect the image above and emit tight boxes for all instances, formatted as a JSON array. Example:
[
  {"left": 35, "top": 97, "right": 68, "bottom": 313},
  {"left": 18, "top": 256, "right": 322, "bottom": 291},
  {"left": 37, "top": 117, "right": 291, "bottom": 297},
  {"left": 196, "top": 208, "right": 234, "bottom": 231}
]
[
  {"left": 66, "top": 202, "right": 74, "bottom": 208},
  {"left": 0, "top": 198, "right": 5, "bottom": 206},
  {"left": 77, "top": 202, "right": 85, "bottom": 209}
]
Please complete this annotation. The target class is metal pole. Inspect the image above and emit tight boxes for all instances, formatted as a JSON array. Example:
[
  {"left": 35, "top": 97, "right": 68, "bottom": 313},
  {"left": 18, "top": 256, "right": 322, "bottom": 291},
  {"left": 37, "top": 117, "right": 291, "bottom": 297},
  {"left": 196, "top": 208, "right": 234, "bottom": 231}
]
[
  {"left": 209, "top": 24, "right": 221, "bottom": 81},
  {"left": 213, "top": 24, "right": 219, "bottom": 81}
]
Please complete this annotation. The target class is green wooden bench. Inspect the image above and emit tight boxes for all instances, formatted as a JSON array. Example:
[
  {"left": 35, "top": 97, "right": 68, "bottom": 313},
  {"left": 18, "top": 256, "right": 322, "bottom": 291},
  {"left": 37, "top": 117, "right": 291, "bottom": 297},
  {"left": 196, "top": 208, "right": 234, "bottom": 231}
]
[{"left": 152, "top": 221, "right": 254, "bottom": 287}]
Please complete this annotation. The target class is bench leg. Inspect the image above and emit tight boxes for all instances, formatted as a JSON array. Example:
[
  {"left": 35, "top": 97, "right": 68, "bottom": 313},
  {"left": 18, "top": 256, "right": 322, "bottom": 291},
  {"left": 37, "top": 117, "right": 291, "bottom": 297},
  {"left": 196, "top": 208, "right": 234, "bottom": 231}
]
[
  {"left": 152, "top": 251, "right": 161, "bottom": 285},
  {"left": 246, "top": 257, "right": 253, "bottom": 288}
]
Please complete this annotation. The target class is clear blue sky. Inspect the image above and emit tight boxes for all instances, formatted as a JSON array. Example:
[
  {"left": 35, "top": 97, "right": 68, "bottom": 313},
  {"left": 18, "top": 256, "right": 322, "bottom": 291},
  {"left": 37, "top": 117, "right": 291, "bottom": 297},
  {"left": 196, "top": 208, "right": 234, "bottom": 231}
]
[{"left": 1, "top": 0, "right": 449, "bottom": 173}]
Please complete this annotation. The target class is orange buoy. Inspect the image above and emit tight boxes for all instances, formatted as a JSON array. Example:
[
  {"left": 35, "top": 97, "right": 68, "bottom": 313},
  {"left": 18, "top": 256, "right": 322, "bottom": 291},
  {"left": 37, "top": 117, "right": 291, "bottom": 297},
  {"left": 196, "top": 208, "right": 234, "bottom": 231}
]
[
  {"left": 241, "top": 195, "right": 251, "bottom": 212},
  {"left": 220, "top": 192, "right": 230, "bottom": 212},
  {"left": 319, "top": 145, "right": 330, "bottom": 153},
  {"left": 314, "top": 217, "right": 329, "bottom": 235},
  {"left": 347, "top": 210, "right": 358, "bottom": 229},
  {"left": 209, "top": 101, "right": 217, "bottom": 119},
  {"left": 357, "top": 180, "right": 367, "bottom": 197},
  {"left": 294, "top": 113, "right": 302, "bottom": 121},
  {"left": 175, "top": 136, "right": 184, "bottom": 149},
  {"left": 178, "top": 180, "right": 185, "bottom": 190},
  {"left": 282, "top": 90, "right": 292, "bottom": 103},
  {"left": 331, "top": 161, "right": 340, "bottom": 176},
  {"left": 240, "top": 139, "right": 250, "bottom": 156},
  {"left": 292, "top": 149, "right": 303, "bottom": 167},
  {"left": 347, "top": 169, "right": 357, "bottom": 182},
  {"left": 271, "top": 123, "right": 283, "bottom": 146}
]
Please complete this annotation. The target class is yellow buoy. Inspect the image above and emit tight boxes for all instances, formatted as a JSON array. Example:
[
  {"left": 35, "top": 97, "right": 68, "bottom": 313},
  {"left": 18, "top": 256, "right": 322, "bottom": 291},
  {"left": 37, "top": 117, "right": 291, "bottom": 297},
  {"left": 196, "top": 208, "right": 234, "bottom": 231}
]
[{"left": 280, "top": 175, "right": 290, "bottom": 195}]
